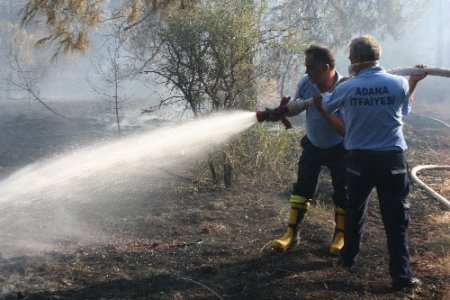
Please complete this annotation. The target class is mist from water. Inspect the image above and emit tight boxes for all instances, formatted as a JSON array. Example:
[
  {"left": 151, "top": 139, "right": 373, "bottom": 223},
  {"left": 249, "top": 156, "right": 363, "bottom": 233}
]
[{"left": 0, "top": 111, "right": 256, "bottom": 254}]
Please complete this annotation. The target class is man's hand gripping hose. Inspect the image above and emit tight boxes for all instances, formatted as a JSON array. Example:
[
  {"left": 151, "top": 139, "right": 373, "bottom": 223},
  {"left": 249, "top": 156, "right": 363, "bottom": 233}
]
[
  {"left": 256, "top": 96, "right": 314, "bottom": 129},
  {"left": 256, "top": 96, "right": 292, "bottom": 129}
]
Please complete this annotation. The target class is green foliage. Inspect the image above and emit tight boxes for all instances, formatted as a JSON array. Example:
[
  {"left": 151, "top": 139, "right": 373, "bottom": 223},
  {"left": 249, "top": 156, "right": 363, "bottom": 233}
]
[
  {"left": 20, "top": 0, "right": 199, "bottom": 58},
  {"left": 196, "top": 124, "right": 302, "bottom": 190},
  {"left": 21, "top": 0, "right": 105, "bottom": 58},
  {"left": 155, "top": 0, "right": 265, "bottom": 115}
]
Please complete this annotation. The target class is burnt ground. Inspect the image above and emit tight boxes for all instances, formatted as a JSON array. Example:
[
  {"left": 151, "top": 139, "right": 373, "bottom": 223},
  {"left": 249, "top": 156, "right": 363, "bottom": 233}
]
[{"left": 0, "top": 101, "right": 449, "bottom": 300}]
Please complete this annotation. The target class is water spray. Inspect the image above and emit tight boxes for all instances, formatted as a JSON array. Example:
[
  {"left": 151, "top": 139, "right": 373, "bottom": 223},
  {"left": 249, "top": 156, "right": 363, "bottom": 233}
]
[{"left": 0, "top": 110, "right": 257, "bottom": 252}]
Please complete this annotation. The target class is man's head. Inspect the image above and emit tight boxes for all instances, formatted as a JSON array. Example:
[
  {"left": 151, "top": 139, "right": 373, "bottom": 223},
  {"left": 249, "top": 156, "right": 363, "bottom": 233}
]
[
  {"left": 348, "top": 35, "right": 381, "bottom": 75},
  {"left": 304, "top": 45, "right": 335, "bottom": 85}
]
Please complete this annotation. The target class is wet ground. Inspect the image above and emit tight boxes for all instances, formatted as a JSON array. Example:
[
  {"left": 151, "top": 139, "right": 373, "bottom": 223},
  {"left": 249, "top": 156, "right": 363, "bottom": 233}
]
[{"left": 0, "top": 100, "right": 449, "bottom": 299}]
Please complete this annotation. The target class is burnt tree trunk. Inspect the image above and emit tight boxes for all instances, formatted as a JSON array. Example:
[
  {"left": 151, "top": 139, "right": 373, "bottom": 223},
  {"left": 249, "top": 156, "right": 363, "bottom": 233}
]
[{"left": 223, "top": 151, "right": 233, "bottom": 188}]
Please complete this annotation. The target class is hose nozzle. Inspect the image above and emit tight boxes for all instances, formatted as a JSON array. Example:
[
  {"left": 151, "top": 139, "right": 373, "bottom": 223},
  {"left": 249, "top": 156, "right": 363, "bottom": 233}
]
[
  {"left": 255, "top": 96, "right": 292, "bottom": 129},
  {"left": 255, "top": 110, "right": 268, "bottom": 123}
]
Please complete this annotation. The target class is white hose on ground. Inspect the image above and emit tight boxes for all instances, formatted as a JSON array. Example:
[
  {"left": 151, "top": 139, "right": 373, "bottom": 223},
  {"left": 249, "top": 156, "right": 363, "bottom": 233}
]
[
  {"left": 389, "top": 67, "right": 450, "bottom": 211},
  {"left": 411, "top": 113, "right": 450, "bottom": 128},
  {"left": 410, "top": 165, "right": 450, "bottom": 211}
]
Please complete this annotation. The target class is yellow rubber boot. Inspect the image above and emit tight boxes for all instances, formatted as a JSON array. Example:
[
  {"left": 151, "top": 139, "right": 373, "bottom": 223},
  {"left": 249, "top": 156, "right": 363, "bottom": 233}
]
[
  {"left": 271, "top": 195, "right": 310, "bottom": 252},
  {"left": 329, "top": 207, "right": 345, "bottom": 255}
]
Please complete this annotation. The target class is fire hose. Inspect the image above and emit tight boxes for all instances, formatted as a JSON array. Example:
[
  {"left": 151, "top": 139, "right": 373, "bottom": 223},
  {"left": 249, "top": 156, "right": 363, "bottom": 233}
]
[
  {"left": 389, "top": 67, "right": 450, "bottom": 211},
  {"left": 256, "top": 66, "right": 450, "bottom": 210},
  {"left": 256, "top": 66, "right": 450, "bottom": 129},
  {"left": 410, "top": 165, "right": 450, "bottom": 211},
  {"left": 386, "top": 66, "right": 450, "bottom": 77}
]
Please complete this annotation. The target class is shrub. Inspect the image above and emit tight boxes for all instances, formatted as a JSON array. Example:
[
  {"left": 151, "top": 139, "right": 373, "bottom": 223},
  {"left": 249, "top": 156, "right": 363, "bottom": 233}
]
[{"left": 190, "top": 123, "right": 303, "bottom": 191}]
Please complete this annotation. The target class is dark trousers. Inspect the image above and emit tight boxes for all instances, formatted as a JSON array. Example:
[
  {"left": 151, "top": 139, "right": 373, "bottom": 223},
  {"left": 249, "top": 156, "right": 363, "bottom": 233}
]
[
  {"left": 293, "top": 136, "right": 347, "bottom": 209},
  {"left": 340, "top": 150, "right": 412, "bottom": 283}
]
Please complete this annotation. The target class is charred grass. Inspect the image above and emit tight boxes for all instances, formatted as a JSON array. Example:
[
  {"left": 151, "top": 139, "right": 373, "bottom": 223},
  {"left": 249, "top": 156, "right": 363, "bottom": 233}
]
[{"left": 0, "top": 105, "right": 449, "bottom": 299}]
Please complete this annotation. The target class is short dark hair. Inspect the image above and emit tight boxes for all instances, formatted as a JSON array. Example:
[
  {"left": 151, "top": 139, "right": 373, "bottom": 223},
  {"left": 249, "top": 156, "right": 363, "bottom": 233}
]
[{"left": 304, "top": 45, "right": 335, "bottom": 69}]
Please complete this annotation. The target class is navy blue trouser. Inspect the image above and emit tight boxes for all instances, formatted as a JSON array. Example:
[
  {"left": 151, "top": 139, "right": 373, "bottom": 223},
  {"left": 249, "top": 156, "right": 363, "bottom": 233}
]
[
  {"left": 293, "top": 136, "right": 347, "bottom": 210},
  {"left": 340, "top": 150, "right": 412, "bottom": 283}
]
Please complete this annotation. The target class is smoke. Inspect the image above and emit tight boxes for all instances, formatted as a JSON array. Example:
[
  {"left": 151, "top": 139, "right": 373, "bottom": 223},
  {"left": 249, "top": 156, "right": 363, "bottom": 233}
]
[
  {"left": 332, "top": 0, "right": 450, "bottom": 120},
  {"left": 381, "top": 0, "right": 450, "bottom": 104}
]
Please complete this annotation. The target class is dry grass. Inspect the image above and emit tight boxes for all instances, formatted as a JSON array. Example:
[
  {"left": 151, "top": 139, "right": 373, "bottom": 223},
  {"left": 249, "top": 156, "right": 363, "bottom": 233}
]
[{"left": 441, "top": 177, "right": 450, "bottom": 199}]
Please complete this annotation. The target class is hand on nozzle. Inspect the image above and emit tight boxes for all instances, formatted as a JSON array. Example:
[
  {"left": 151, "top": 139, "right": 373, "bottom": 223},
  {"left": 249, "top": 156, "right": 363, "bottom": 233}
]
[
  {"left": 256, "top": 96, "right": 291, "bottom": 123},
  {"left": 256, "top": 107, "right": 282, "bottom": 122},
  {"left": 264, "top": 107, "right": 283, "bottom": 121},
  {"left": 280, "top": 95, "right": 291, "bottom": 105}
]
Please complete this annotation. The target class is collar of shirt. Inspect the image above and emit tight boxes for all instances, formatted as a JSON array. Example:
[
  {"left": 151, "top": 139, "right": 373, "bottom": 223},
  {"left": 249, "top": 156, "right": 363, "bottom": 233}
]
[{"left": 355, "top": 66, "right": 384, "bottom": 77}]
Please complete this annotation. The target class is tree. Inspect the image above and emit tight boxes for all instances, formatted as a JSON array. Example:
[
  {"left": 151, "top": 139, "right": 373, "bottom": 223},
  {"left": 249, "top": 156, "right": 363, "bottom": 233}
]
[
  {"left": 262, "top": 0, "right": 431, "bottom": 95},
  {"left": 0, "top": 4, "right": 68, "bottom": 119},
  {"left": 88, "top": 26, "right": 131, "bottom": 134},
  {"left": 20, "top": 0, "right": 199, "bottom": 59},
  {"left": 138, "top": 0, "right": 264, "bottom": 117},
  {"left": 21, "top": 0, "right": 103, "bottom": 59},
  {"left": 20, "top": 0, "right": 430, "bottom": 97},
  {"left": 132, "top": 0, "right": 266, "bottom": 186}
]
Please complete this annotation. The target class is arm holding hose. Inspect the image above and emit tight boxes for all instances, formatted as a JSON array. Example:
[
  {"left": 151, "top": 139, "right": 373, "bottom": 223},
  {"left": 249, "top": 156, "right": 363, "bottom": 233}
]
[
  {"left": 313, "top": 92, "right": 345, "bottom": 136},
  {"left": 256, "top": 74, "right": 349, "bottom": 130},
  {"left": 407, "top": 64, "right": 428, "bottom": 102},
  {"left": 256, "top": 75, "right": 326, "bottom": 128},
  {"left": 311, "top": 77, "right": 348, "bottom": 136}
]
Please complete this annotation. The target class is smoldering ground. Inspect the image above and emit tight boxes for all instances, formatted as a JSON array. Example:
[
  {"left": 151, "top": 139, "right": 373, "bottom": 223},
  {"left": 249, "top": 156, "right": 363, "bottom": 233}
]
[{"left": 0, "top": 101, "right": 255, "bottom": 256}]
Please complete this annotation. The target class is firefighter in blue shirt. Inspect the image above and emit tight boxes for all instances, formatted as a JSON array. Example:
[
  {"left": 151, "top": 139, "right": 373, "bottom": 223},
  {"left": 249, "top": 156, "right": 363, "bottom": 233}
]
[
  {"left": 317, "top": 34, "right": 426, "bottom": 290},
  {"left": 266, "top": 45, "right": 347, "bottom": 255}
]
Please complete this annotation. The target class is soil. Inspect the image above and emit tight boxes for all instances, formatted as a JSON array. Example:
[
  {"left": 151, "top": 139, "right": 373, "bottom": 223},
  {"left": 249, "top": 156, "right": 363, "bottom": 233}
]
[{"left": 0, "top": 102, "right": 449, "bottom": 300}]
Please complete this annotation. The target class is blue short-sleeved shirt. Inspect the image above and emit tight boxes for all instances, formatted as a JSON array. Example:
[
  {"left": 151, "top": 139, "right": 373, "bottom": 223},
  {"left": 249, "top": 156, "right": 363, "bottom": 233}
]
[
  {"left": 293, "top": 74, "right": 344, "bottom": 149},
  {"left": 322, "top": 67, "right": 410, "bottom": 151}
]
